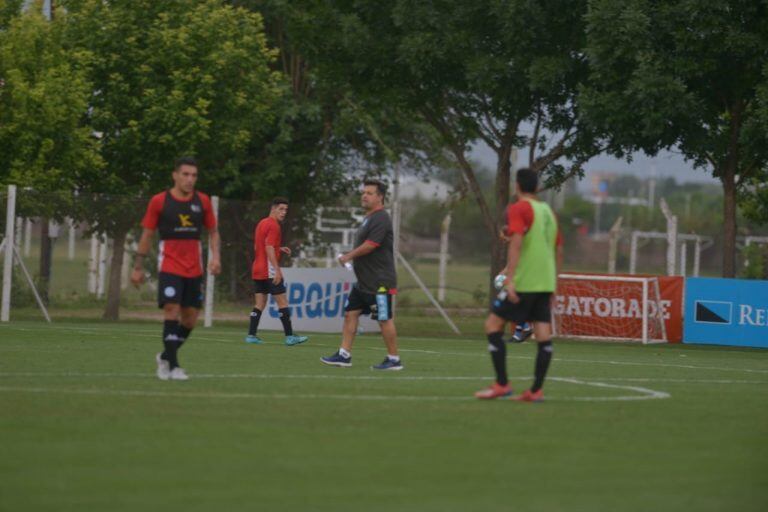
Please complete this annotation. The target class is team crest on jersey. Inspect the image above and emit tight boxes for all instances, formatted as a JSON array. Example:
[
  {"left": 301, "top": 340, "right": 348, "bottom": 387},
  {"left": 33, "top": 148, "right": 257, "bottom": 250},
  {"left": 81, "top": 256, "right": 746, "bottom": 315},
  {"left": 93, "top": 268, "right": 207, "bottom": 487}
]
[{"left": 190, "top": 204, "right": 202, "bottom": 213}]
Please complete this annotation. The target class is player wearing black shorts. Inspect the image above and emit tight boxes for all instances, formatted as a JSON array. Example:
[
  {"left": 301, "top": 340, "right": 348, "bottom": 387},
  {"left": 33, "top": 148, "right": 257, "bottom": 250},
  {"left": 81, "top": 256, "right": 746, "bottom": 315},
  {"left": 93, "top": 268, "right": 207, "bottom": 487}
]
[
  {"left": 476, "top": 168, "right": 563, "bottom": 401},
  {"left": 131, "top": 157, "right": 221, "bottom": 381},
  {"left": 245, "top": 197, "right": 308, "bottom": 346},
  {"left": 321, "top": 179, "right": 402, "bottom": 370}
]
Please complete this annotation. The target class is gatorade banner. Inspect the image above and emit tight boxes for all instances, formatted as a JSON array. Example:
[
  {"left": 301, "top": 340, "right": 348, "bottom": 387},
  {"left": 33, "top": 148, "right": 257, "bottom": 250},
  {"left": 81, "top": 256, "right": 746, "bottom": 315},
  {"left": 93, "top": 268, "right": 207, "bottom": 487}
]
[
  {"left": 259, "top": 268, "right": 379, "bottom": 333},
  {"left": 553, "top": 274, "right": 684, "bottom": 343}
]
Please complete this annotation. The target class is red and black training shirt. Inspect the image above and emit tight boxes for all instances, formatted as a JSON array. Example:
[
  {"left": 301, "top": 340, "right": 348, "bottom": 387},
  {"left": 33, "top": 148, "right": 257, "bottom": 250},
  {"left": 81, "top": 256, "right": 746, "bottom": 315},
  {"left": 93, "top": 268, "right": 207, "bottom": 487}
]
[{"left": 141, "top": 190, "right": 217, "bottom": 278}]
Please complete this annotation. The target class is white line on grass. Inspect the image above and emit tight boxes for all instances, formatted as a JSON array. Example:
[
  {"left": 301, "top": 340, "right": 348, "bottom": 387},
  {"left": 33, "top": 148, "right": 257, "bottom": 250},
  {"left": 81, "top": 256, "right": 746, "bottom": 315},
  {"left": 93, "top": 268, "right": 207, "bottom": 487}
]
[
  {"left": 0, "top": 371, "right": 763, "bottom": 385},
  {"left": 550, "top": 377, "right": 670, "bottom": 401},
  {"left": 3, "top": 325, "right": 767, "bottom": 375},
  {"left": 0, "top": 373, "right": 670, "bottom": 401},
  {"left": 0, "top": 380, "right": 668, "bottom": 402}
]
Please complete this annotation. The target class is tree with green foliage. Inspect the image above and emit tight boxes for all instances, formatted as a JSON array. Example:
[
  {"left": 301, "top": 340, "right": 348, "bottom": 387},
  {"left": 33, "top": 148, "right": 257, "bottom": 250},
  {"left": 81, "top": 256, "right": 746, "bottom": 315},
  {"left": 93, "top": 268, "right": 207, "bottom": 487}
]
[
  {"left": 582, "top": 0, "right": 768, "bottom": 277},
  {"left": 229, "top": 0, "right": 442, "bottom": 199},
  {"left": 209, "top": 1, "right": 446, "bottom": 300},
  {"left": 60, "top": 0, "right": 283, "bottom": 319},
  {"left": 0, "top": 2, "right": 102, "bottom": 302},
  {"left": 0, "top": 1, "right": 101, "bottom": 205},
  {"left": 0, "top": 0, "right": 23, "bottom": 29},
  {"left": 286, "top": 0, "right": 605, "bottom": 298}
]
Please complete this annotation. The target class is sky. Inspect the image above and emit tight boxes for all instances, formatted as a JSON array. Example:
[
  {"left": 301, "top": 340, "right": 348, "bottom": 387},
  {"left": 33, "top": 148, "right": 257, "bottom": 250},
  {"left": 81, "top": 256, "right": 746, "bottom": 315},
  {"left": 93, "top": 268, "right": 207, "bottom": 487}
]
[
  {"left": 470, "top": 142, "right": 720, "bottom": 194},
  {"left": 469, "top": 117, "right": 720, "bottom": 193}
]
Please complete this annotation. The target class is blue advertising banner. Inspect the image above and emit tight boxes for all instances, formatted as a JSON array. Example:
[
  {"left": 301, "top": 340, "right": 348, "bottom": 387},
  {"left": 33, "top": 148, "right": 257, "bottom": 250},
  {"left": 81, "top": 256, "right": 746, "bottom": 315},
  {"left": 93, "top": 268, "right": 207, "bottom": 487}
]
[{"left": 684, "top": 277, "right": 768, "bottom": 348}]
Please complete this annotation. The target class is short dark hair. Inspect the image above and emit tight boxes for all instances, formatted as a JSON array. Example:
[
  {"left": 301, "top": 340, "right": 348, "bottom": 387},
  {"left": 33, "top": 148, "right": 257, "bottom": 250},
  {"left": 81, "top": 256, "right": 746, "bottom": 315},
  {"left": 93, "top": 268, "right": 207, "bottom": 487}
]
[
  {"left": 174, "top": 156, "right": 198, "bottom": 170},
  {"left": 363, "top": 179, "right": 387, "bottom": 198},
  {"left": 516, "top": 168, "right": 538, "bottom": 194},
  {"left": 271, "top": 196, "right": 289, "bottom": 207}
]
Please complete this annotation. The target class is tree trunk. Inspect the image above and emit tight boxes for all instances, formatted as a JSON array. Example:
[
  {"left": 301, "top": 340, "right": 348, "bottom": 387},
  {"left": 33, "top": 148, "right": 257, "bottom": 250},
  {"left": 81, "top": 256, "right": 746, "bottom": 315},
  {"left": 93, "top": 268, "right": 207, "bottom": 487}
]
[
  {"left": 721, "top": 100, "right": 743, "bottom": 278},
  {"left": 721, "top": 168, "right": 737, "bottom": 278},
  {"left": 489, "top": 142, "right": 513, "bottom": 301},
  {"left": 422, "top": 110, "right": 516, "bottom": 302},
  {"left": 488, "top": 235, "right": 506, "bottom": 304},
  {"left": 103, "top": 229, "right": 127, "bottom": 321},
  {"left": 39, "top": 219, "right": 52, "bottom": 306},
  {"left": 762, "top": 244, "right": 768, "bottom": 280}
]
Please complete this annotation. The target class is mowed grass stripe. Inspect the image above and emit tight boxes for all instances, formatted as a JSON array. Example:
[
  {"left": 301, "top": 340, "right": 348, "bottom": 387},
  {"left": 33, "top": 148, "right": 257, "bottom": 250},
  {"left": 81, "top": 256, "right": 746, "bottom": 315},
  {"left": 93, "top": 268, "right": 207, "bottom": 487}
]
[{"left": 1, "top": 321, "right": 767, "bottom": 511}]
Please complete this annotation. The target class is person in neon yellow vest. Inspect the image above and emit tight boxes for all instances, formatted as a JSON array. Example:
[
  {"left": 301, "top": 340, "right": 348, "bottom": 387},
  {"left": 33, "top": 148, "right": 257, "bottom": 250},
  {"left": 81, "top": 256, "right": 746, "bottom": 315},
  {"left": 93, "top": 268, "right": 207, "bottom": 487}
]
[{"left": 476, "top": 168, "right": 563, "bottom": 402}]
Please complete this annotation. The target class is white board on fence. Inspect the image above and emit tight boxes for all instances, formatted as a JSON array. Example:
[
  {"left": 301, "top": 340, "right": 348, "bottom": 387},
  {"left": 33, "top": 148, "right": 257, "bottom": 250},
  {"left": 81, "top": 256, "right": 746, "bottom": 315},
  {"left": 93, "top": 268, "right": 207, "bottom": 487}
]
[{"left": 258, "top": 268, "right": 380, "bottom": 334}]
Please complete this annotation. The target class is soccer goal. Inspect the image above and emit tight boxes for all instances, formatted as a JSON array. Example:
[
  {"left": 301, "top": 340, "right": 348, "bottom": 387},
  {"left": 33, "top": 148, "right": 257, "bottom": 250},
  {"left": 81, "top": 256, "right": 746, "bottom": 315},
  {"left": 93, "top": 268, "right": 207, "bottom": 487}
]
[{"left": 553, "top": 273, "right": 667, "bottom": 344}]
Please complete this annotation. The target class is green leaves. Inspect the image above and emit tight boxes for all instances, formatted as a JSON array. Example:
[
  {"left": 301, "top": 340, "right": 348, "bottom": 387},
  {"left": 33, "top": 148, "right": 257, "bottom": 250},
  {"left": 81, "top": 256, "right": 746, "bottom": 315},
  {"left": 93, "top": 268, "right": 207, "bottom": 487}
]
[
  {"left": 0, "top": 6, "right": 102, "bottom": 217},
  {"left": 58, "top": 0, "right": 282, "bottom": 200}
]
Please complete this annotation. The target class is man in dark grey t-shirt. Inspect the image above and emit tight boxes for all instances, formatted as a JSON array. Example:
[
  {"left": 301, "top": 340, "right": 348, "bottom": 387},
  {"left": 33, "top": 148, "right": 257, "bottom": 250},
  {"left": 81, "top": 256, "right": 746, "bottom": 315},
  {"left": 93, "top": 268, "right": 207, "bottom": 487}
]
[{"left": 321, "top": 179, "right": 403, "bottom": 371}]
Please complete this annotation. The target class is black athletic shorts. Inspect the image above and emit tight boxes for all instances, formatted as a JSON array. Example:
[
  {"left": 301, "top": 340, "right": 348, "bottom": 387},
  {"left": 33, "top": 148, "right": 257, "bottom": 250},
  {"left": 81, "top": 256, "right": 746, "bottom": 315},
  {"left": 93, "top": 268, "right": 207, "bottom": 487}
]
[
  {"left": 253, "top": 279, "right": 287, "bottom": 296},
  {"left": 158, "top": 272, "right": 203, "bottom": 309},
  {"left": 345, "top": 285, "right": 394, "bottom": 321},
  {"left": 491, "top": 291, "right": 552, "bottom": 324}
]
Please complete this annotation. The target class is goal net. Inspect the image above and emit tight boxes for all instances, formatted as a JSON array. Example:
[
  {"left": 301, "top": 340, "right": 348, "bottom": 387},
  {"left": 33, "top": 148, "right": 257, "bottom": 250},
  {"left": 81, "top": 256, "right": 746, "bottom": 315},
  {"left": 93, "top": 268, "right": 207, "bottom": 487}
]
[{"left": 553, "top": 273, "right": 667, "bottom": 344}]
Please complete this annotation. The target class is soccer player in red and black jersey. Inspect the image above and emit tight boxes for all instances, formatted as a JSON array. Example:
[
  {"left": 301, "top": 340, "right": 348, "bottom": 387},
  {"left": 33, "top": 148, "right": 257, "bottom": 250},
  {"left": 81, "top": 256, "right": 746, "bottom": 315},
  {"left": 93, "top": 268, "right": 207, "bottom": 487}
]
[
  {"left": 131, "top": 157, "right": 221, "bottom": 381},
  {"left": 245, "top": 197, "right": 308, "bottom": 346}
]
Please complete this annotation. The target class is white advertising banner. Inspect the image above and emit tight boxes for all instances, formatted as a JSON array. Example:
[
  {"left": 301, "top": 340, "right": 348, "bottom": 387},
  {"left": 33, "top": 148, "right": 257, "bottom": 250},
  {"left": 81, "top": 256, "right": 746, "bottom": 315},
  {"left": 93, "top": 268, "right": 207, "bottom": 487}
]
[{"left": 258, "top": 268, "right": 380, "bottom": 333}]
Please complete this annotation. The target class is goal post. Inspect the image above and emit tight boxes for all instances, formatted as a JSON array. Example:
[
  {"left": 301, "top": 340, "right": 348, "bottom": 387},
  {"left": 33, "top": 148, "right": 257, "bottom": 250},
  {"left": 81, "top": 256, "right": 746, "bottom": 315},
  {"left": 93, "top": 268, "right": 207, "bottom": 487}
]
[{"left": 553, "top": 273, "right": 667, "bottom": 344}]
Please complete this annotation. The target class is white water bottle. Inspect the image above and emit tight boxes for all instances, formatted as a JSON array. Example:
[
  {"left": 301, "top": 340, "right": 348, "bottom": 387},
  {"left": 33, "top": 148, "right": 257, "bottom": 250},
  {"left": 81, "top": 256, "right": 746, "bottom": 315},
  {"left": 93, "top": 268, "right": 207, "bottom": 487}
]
[{"left": 337, "top": 253, "right": 353, "bottom": 271}]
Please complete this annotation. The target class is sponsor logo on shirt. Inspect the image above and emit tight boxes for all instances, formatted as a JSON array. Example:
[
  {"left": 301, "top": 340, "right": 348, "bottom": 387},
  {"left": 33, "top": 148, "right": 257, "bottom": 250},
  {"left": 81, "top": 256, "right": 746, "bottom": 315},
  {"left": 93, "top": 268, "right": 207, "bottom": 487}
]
[{"left": 178, "top": 214, "right": 194, "bottom": 227}]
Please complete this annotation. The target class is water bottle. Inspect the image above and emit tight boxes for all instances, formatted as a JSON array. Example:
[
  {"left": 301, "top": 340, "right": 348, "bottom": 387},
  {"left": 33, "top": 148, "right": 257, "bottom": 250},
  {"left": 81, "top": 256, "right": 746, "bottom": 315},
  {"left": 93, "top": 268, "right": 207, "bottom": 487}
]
[
  {"left": 337, "top": 253, "right": 353, "bottom": 271},
  {"left": 376, "top": 286, "right": 389, "bottom": 321}
]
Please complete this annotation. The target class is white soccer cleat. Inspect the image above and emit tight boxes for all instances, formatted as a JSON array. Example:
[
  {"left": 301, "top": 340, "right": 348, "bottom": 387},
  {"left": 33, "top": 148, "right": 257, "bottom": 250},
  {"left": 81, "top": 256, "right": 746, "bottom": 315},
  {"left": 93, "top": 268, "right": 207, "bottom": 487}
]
[
  {"left": 156, "top": 353, "right": 171, "bottom": 381},
  {"left": 169, "top": 367, "right": 189, "bottom": 381}
]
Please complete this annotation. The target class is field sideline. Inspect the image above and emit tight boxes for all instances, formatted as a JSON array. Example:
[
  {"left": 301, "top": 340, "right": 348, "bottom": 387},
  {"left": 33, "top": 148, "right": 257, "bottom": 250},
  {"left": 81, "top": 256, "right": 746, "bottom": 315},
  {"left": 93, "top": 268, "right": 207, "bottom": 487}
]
[{"left": 1, "top": 321, "right": 766, "bottom": 511}]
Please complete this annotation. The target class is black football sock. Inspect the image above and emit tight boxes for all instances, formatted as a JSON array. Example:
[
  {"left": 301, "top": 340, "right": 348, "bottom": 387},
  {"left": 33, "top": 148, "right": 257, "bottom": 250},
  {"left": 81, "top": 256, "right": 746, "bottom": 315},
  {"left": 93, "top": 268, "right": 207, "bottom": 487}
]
[
  {"left": 278, "top": 307, "right": 293, "bottom": 336},
  {"left": 487, "top": 332, "right": 508, "bottom": 386},
  {"left": 177, "top": 325, "right": 192, "bottom": 348},
  {"left": 162, "top": 320, "right": 181, "bottom": 369},
  {"left": 532, "top": 340, "right": 553, "bottom": 392},
  {"left": 248, "top": 308, "right": 262, "bottom": 336}
]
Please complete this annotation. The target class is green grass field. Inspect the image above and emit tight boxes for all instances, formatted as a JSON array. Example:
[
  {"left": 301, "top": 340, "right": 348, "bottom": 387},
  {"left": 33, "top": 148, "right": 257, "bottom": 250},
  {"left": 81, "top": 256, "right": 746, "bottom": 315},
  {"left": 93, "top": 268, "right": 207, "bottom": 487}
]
[{"left": 1, "top": 321, "right": 767, "bottom": 512}]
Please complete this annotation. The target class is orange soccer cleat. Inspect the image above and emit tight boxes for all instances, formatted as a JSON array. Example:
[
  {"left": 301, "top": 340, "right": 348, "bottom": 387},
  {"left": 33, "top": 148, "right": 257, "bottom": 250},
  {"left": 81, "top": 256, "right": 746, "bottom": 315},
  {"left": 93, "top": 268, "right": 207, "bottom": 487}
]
[
  {"left": 511, "top": 389, "right": 544, "bottom": 402},
  {"left": 474, "top": 382, "right": 513, "bottom": 399}
]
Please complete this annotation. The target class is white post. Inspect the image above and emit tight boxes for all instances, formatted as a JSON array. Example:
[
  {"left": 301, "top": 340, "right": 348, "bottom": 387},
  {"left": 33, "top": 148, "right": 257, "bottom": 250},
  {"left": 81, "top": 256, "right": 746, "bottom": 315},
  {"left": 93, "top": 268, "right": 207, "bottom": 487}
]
[
  {"left": 608, "top": 216, "right": 623, "bottom": 274},
  {"left": 397, "top": 252, "right": 460, "bottom": 334},
  {"left": 48, "top": 219, "right": 60, "bottom": 239},
  {"left": 392, "top": 164, "right": 401, "bottom": 258},
  {"left": 594, "top": 198, "right": 602, "bottom": 235},
  {"left": 24, "top": 218, "right": 32, "bottom": 257},
  {"left": 679, "top": 241, "right": 687, "bottom": 276},
  {"left": 96, "top": 235, "right": 108, "bottom": 299},
  {"left": 660, "top": 199, "right": 677, "bottom": 275},
  {"left": 204, "top": 196, "right": 219, "bottom": 327},
  {"left": 629, "top": 231, "right": 639, "bottom": 275},
  {"left": 15, "top": 217, "right": 22, "bottom": 251},
  {"left": 121, "top": 238, "right": 135, "bottom": 290},
  {"left": 88, "top": 233, "right": 98, "bottom": 294},
  {"left": 653, "top": 278, "right": 667, "bottom": 342},
  {"left": 669, "top": 215, "right": 678, "bottom": 275},
  {"left": 391, "top": 165, "right": 402, "bottom": 315},
  {"left": 641, "top": 279, "right": 648, "bottom": 345},
  {"left": 2, "top": 185, "right": 17, "bottom": 322},
  {"left": 67, "top": 218, "right": 76, "bottom": 260},
  {"left": 693, "top": 236, "right": 702, "bottom": 277},
  {"left": 438, "top": 212, "right": 451, "bottom": 302}
]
